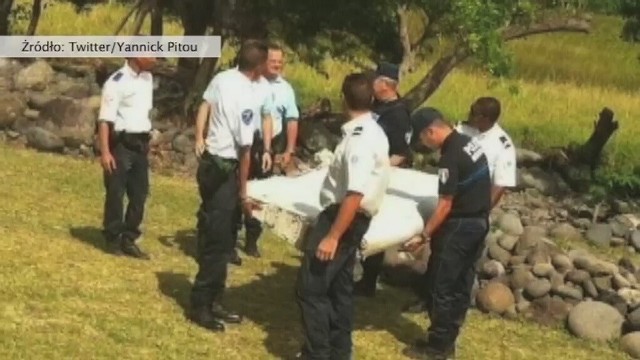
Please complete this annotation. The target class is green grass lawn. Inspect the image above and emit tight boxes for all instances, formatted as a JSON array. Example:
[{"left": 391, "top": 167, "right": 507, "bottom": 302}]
[{"left": 0, "top": 143, "right": 632, "bottom": 360}]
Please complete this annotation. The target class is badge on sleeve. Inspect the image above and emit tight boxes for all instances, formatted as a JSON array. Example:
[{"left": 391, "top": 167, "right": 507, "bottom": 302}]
[
  {"left": 241, "top": 109, "right": 254, "bottom": 125},
  {"left": 438, "top": 168, "right": 449, "bottom": 184}
]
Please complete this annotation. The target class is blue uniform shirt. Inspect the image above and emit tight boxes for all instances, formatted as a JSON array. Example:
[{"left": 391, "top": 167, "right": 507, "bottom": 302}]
[{"left": 257, "top": 76, "right": 299, "bottom": 138}]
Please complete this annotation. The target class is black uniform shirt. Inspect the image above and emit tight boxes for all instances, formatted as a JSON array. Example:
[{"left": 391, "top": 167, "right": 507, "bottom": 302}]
[
  {"left": 437, "top": 130, "right": 492, "bottom": 218},
  {"left": 373, "top": 99, "right": 412, "bottom": 163}
]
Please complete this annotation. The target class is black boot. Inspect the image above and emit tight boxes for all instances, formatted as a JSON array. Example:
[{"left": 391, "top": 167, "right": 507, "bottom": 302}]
[
  {"left": 244, "top": 217, "right": 263, "bottom": 258},
  {"left": 189, "top": 307, "right": 225, "bottom": 332},
  {"left": 211, "top": 302, "right": 243, "bottom": 324},
  {"left": 228, "top": 249, "right": 242, "bottom": 266},
  {"left": 121, "top": 238, "right": 150, "bottom": 260},
  {"left": 105, "top": 236, "right": 123, "bottom": 256}
]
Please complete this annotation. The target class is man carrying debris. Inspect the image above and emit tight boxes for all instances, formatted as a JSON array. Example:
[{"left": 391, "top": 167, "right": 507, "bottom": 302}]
[
  {"left": 97, "top": 57, "right": 156, "bottom": 260},
  {"left": 189, "top": 39, "right": 272, "bottom": 333},
  {"left": 354, "top": 62, "right": 412, "bottom": 298},
  {"left": 402, "top": 108, "right": 491, "bottom": 360},
  {"left": 234, "top": 42, "right": 301, "bottom": 260},
  {"left": 403, "top": 96, "right": 518, "bottom": 313},
  {"left": 296, "top": 73, "right": 391, "bottom": 360}
]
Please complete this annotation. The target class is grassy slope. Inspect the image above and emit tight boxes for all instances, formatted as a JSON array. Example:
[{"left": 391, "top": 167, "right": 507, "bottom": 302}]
[{"left": 0, "top": 143, "right": 631, "bottom": 360}]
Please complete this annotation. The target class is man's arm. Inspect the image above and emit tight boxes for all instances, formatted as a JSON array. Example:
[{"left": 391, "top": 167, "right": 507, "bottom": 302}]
[
  {"left": 325, "top": 192, "right": 364, "bottom": 240},
  {"left": 262, "top": 114, "right": 273, "bottom": 152},
  {"left": 195, "top": 101, "right": 210, "bottom": 144},
  {"left": 284, "top": 86, "right": 300, "bottom": 154},
  {"left": 491, "top": 140, "right": 517, "bottom": 208},
  {"left": 238, "top": 145, "right": 252, "bottom": 200},
  {"left": 423, "top": 153, "right": 458, "bottom": 238},
  {"left": 97, "top": 79, "right": 121, "bottom": 172}
]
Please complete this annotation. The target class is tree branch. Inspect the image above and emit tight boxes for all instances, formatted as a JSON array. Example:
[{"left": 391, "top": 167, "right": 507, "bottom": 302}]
[
  {"left": 403, "top": 16, "right": 592, "bottom": 111},
  {"left": 114, "top": 0, "right": 143, "bottom": 35}
]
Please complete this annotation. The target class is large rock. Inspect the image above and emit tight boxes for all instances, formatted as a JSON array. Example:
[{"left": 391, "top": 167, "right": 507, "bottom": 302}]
[
  {"left": 488, "top": 244, "right": 512, "bottom": 266},
  {"left": 38, "top": 97, "right": 97, "bottom": 147},
  {"left": 553, "top": 285, "right": 584, "bottom": 301},
  {"left": 498, "top": 234, "right": 518, "bottom": 252},
  {"left": 567, "top": 301, "right": 624, "bottom": 342},
  {"left": 525, "top": 279, "right": 552, "bottom": 299},
  {"left": 475, "top": 282, "right": 515, "bottom": 315},
  {"left": 517, "top": 167, "right": 568, "bottom": 195},
  {"left": 586, "top": 224, "right": 613, "bottom": 247},
  {"left": 532, "top": 263, "right": 555, "bottom": 278},
  {"left": 172, "top": 130, "right": 195, "bottom": 154},
  {"left": 13, "top": 60, "right": 55, "bottom": 91},
  {"left": 510, "top": 266, "right": 535, "bottom": 290},
  {"left": 619, "top": 288, "right": 640, "bottom": 309},
  {"left": 481, "top": 260, "right": 505, "bottom": 279},
  {"left": 621, "top": 332, "right": 640, "bottom": 359},
  {"left": 0, "top": 92, "right": 27, "bottom": 129},
  {"left": 552, "top": 254, "right": 573, "bottom": 273},
  {"left": 630, "top": 231, "right": 640, "bottom": 252},
  {"left": 516, "top": 148, "right": 544, "bottom": 165},
  {"left": 550, "top": 223, "right": 583, "bottom": 242},
  {"left": 25, "top": 126, "right": 64, "bottom": 152},
  {"left": 497, "top": 213, "right": 524, "bottom": 236},
  {"left": 514, "top": 226, "right": 545, "bottom": 256}
]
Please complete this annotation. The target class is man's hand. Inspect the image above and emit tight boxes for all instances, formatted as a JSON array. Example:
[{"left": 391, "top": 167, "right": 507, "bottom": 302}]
[
  {"left": 402, "top": 234, "right": 429, "bottom": 253},
  {"left": 195, "top": 138, "right": 205, "bottom": 158},
  {"left": 262, "top": 152, "right": 272, "bottom": 172},
  {"left": 101, "top": 152, "right": 117, "bottom": 174},
  {"left": 280, "top": 151, "right": 292, "bottom": 168},
  {"left": 316, "top": 235, "right": 339, "bottom": 261},
  {"left": 241, "top": 198, "right": 262, "bottom": 218}
]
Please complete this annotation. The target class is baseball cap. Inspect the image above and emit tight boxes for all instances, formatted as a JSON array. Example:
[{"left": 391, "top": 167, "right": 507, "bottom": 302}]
[
  {"left": 375, "top": 62, "right": 400, "bottom": 82},
  {"left": 411, "top": 107, "right": 444, "bottom": 136}
]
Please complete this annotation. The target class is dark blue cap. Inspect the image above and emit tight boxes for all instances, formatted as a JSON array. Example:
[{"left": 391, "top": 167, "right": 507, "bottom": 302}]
[
  {"left": 375, "top": 62, "right": 400, "bottom": 82},
  {"left": 411, "top": 107, "right": 444, "bottom": 135}
]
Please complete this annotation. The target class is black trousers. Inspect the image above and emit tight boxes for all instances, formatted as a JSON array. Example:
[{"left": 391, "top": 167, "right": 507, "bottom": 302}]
[
  {"left": 417, "top": 217, "right": 488, "bottom": 351},
  {"left": 102, "top": 141, "right": 149, "bottom": 243},
  {"left": 190, "top": 152, "right": 239, "bottom": 309},
  {"left": 296, "top": 204, "right": 371, "bottom": 360},
  {"left": 358, "top": 252, "right": 384, "bottom": 290}
]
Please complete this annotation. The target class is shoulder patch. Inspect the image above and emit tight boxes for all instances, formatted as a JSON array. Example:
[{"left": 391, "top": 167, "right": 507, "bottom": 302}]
[
  {"left": 352, "top": 126, "right": 363, "bottom": 136},
  {"left": 438, "top": 168, "right": 449, "bottom": 184},
  {"left": 241, "top": 109, "right": 254, "bottom": 125},
  {"left": 112, "top": 71, "right": 123, "bottom": 82},
  {"left": 499, "top": 135, "right": 512, "bottom": 149}
]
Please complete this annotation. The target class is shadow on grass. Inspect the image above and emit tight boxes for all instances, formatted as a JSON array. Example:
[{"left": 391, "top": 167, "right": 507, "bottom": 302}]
[
  {"left": 69, "top": 226, "right": 106, "bottom": 253},
  {"left": 158, "top": 229, "right": 197, "bottom": 259},
  {"left": 156, "top": 250, "right": 424, "bottom": 360}
]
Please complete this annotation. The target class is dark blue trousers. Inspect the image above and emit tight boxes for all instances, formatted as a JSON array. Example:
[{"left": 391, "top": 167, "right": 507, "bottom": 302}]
[
  {"left": 296, "top": 204, "right": 371, "bottom": 360},
  {"left": 419, "top": 217, "right": 488, "bottom": 351}
]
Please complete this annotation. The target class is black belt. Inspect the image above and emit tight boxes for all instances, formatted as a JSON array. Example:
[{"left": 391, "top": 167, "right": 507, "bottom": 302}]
[
  {"left": 113, "top": 131, "right": 150, "bottom": 152},
  {"left": 449, "top": 212, "right": 488, "bottom": 219},
  {"left": 202, "top": 151, "right": 238, "bottom": 174}
]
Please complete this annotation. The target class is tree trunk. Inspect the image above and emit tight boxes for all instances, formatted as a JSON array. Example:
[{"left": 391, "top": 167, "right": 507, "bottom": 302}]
[
  {"left": 26, "top": 0, "right": 41, "bottom": 35},
  {"left": 397, "top": 4, "right": 415, "bottom": 79},
  {"left": 546, "top": 107, "right": 619, "bottom": 192},
  {"left": 114, "top": 0, "right": 142, "bottom": 35},
  {"left": 177, "top": 0, "right": 213, "bottom": 70},
  {"left": 150, "top": 0, "right": 162, "bottom": 36},
  {"left": 0, "top": 0, "right": 14, "bottom": 35}
]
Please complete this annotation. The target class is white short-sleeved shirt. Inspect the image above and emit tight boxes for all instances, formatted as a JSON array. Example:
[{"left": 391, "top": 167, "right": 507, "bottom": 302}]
[
  {"left": 202, "top": 69, "right": 275, "bottom": 160},
  {"left": 98, "top": 61, "right": 153, "bottom": 133},
  {"left": 255, "top": 76, "right": 300, "bottom": 138},
  {"left": 319, "top": 112, "right": 391, "bottom": 216},
  {"left": 455, "top": 122, "right": 517, "bottom": 187}
]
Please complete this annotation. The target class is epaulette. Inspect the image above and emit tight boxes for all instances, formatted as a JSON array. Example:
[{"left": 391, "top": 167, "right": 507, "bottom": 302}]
[
  {"left": 352, "top": 126, "right": 363, "bottom": 136},
  {"left": 112, "top": 72, "right": 123, "bottom": 82},
  {"left": 499, "top": 135, "right": 512, "bottom": 149}
]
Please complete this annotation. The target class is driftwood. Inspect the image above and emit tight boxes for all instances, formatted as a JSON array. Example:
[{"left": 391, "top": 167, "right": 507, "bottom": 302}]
[{"left": 546, "top": 107, "right": 619, "bottom": 192}]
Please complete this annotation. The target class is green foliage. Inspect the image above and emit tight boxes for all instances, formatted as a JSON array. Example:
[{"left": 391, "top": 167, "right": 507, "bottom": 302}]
[{"left": 620, "top": 0, "right": 640, "bottom": 42}]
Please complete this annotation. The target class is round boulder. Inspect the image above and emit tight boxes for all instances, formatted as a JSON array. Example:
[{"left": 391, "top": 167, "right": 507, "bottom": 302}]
[
  {"left": 550, "top": 223, "right": 582, "bottom": 241},
  {"left": 621, "top": 332, "right": 640, "bottom": 359},
  {"left": 497, "top": 213, "right": 524, "bottom": 236},
  {"left": 586, "top": 223, "right": 613, "bottom": 248},
  {"left": 476, "top": 282, "right": 515, "bottom": 315},
  {"left": 525, "top": 279, "right": 552, "bottom": 299},
  {"left": 567, "top": 301, "right": 624, "bottom": 342}
]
